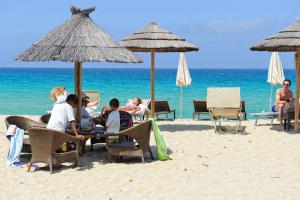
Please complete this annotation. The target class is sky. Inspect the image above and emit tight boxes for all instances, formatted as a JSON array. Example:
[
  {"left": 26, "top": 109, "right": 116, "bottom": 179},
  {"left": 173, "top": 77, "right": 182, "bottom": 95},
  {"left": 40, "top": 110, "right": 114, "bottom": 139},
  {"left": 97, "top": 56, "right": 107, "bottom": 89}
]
[{"left": 0, "top": 0, "right": 300, "bottom": 69}]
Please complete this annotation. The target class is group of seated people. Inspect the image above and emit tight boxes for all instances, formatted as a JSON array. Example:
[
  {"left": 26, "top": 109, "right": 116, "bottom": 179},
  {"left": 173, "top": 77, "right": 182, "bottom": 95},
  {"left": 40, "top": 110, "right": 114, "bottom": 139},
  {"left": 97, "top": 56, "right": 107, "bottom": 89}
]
[{"left": 46, "top": 86, "right": 146, "bottom": 142}]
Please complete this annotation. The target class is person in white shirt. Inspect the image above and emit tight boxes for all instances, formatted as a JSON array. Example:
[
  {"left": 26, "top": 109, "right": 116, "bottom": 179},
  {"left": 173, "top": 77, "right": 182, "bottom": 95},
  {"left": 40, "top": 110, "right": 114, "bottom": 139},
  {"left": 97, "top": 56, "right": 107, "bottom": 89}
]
[
  {"left": 106, "top": 98, "right": 120, "bottom": 133},
  {"left": 47, "top": 94, "right": 81, "bottom": 139}
]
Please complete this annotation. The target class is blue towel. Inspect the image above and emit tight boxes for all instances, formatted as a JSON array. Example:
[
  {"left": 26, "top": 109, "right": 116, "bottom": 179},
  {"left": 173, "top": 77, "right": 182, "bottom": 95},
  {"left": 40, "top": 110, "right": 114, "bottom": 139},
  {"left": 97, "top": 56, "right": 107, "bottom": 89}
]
[
  {"left": 6, "top": 125, "right": 25, "bottom": 167},
  {"left": 272, "top": 105, "right": 277, "bottom": 112}
]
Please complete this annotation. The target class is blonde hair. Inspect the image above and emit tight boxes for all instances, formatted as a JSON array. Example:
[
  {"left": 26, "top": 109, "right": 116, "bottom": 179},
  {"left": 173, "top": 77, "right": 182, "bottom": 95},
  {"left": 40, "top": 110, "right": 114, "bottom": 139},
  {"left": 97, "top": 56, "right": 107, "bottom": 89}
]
[{"left": 50, "top": 86, "right": 65, "bottom": 101}]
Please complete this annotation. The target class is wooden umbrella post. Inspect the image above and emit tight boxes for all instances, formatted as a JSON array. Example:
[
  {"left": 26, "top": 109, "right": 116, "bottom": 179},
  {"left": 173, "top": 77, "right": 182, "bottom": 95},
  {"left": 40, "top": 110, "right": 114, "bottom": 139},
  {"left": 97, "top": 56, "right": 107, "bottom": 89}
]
[
  {"left": 74, "top": 61, "right": 82, "bottom": 125},
  {"left": 151, "top": 49, "right": 155, "bottom": 118},
  {"left": 295, "top": 51, "right": 300, "bottom": 132}
]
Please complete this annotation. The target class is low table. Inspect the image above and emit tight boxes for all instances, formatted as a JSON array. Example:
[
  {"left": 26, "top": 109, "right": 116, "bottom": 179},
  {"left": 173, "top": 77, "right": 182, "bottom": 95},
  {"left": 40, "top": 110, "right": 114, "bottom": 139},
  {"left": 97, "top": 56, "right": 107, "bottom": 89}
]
[
  {"left": 250, "top": 112, "right": 279, "bottom": 127},
  {"left": 66, "top": 126, "right": 105, "bottom": 153}
]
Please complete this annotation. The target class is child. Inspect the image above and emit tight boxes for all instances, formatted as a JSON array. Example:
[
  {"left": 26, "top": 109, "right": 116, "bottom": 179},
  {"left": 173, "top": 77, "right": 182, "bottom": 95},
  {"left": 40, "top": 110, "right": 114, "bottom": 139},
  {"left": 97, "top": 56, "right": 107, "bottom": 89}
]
[
  {"left": 47, "top": 94, "right": 82, "bottom": 139},
  {"left": 106, "top": 98, "right": 120, "bottom": 133}
]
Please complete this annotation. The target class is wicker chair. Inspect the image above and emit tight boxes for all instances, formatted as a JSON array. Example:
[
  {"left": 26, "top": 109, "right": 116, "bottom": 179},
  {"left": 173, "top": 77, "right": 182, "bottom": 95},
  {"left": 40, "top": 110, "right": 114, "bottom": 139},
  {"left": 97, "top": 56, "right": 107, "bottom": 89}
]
[
  {"left": 5, "top": 116, "right": 46, "bottom": 153},
  {"left": 105, "top": 120, "right": 154, "bottom": 163},
  {"left": 148, "top": 100, "right": 175, "bottom": 120},
  {"left": 192, "top": 100, "right": 209, "bottom": 120},
  {"left": 27, "top": 127, "right": 80, "bottom": 173},
  {"left": 40, "top": 113, "right": 51, "bottom": 124}
]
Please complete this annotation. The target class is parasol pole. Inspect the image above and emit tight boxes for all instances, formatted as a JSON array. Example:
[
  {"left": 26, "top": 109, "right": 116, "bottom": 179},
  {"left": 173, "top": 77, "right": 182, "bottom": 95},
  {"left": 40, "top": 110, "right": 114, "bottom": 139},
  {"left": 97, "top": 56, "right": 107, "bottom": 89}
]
[
  {"left": 180, "top": 86, "right": 183, "bottom": 119},
  {"left": 74, "top": 61, "right": 82, "bottom": 125},
  {"left": 295, "top": 50, "right": 300, "bottom": 132},
  {"left": 150, "top": 49, "right": 155, "bottom": 118},
  {"left": 269, "top": 85, "right": 273, "bottom": 111}
]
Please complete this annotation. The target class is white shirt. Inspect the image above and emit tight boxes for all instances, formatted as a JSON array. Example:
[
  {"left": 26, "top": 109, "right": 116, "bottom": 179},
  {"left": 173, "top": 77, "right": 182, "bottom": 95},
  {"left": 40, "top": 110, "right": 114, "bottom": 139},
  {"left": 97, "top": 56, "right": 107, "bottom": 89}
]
[
  {"left": 47, "top": 102, "right": 75, "bottom": 132},
  {"left": 106, "top": 111, "right": 120, "bottom": 133}
]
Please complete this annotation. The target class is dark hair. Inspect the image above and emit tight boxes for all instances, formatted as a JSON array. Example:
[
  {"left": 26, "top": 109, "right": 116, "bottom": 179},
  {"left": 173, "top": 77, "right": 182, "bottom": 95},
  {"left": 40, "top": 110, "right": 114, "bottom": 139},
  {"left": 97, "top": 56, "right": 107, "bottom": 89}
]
[
  {"left": 136, "top": 97, "right": 142, "bottom": 105},
  {"left": 109, "top": 98, "right": 119, "bottom": 108},
  {"left": 283, "top": 79, "right": 291, "bottom": 85},
  {"left": 66, "top": 94, "right": 78, "bottom": 104}
]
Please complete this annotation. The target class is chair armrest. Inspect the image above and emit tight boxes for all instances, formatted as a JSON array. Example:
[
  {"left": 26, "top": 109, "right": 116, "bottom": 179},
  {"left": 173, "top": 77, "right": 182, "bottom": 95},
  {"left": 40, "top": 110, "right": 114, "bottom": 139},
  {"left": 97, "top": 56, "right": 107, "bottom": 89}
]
[
  {"left": 104, "top": 132, "right": 121, "bottom": 137},
  {"left": 32, "top": 123, "right": 47, "bottom": 128}
]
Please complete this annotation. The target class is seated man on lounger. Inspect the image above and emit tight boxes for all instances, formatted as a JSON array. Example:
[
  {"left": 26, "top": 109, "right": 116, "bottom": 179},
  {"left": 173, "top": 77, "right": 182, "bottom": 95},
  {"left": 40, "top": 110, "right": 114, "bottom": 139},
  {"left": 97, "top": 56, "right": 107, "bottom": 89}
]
[{"left": 276, "top": 79, "right": 294, "bottom": 125}]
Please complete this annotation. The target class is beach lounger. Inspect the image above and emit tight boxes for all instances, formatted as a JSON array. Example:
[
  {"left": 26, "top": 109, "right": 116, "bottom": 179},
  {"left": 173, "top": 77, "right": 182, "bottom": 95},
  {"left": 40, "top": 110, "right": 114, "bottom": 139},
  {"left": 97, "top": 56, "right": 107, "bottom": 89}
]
[
  {"left": 104, "top": 120, "right": 154, "bottom": 163},
  {"left": 128, "top": 99, "right": 150, "bottom": 121},
  {"left": 207, "top": 87, "right": 242, "bottom": 133},
  {"left": 5, "top": 116, "right": 46, "bottom": 153},
  {"left": 148, "top": 100, "right": 176, "bottom": 120},
  {"left": 27, "top": 127, "right": 80, "bottom": 174},
  {"left": 192, "top": 100, "right": 209, "bottom": 120}
]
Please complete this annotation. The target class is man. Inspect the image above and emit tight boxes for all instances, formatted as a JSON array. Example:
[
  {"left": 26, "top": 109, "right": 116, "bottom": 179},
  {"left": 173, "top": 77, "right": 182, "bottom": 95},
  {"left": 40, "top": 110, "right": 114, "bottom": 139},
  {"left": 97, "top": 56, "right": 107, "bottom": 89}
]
[
  {"left": 47, "top": 94, "right": 82, "bottom": 139},
  {"left": 276, "top": 79, "right": 293, "bottom": 125}
]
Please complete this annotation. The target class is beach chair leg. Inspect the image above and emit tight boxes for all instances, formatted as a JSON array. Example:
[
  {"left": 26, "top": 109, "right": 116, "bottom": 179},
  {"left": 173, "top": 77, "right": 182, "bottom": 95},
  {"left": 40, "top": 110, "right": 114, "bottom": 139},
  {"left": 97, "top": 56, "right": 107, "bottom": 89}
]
[
  {"left": 49, "top": 163, "right": 53, "bottom": 174},
  {"left": 270, "top": 117, "right": 274, "bottom": 126},
  {"left": 254, "top": 116, "right": 258, "bottom": 127},
  {"left": 174, "top": 111, "right": 176, "bottom": 119},
  {"left": 284, "top": 119, "right": 287, "bottom": 130},
  {"left": 149, "top": 150, "right": 154, "bottom": 160},
  {"left": 27, "top": 163, "right": 32, "bottom": 172}
]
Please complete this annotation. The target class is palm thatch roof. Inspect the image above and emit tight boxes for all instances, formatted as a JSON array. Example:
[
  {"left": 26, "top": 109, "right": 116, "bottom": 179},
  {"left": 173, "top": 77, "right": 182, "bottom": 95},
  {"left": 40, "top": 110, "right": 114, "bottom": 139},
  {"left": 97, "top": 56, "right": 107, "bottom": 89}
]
[
  {"left": 16, "top": 6, "right": 142, "bottom": 63},
  {"left": 251, "top": 20, "right": 300, "bottom": 52},
  {"left": 120, "top": 22, "right": 199, "bottom": 52}
]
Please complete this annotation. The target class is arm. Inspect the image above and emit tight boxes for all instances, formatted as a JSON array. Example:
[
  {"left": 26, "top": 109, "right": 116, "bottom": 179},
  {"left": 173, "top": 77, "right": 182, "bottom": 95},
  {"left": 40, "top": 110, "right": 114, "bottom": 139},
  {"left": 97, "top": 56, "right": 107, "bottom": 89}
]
[
  {"left": 70, "top": 121, "right": 78, "bottom": 136},
  {"left": 131, "top": 106, "right": 141, "bottom": 114},
  {"left": 87, "top": 100, "right": 99, "bottom": 108},
  {"left": 276, "top": 90, "right": 285, "bottom": 104}
]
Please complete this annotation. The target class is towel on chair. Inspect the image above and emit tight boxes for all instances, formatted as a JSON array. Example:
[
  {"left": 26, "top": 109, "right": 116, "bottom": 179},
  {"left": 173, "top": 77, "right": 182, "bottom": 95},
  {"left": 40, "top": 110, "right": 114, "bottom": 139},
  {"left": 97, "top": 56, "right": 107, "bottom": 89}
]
[{"left": 6, "top": 125, "right": 24, "bottom": 167}]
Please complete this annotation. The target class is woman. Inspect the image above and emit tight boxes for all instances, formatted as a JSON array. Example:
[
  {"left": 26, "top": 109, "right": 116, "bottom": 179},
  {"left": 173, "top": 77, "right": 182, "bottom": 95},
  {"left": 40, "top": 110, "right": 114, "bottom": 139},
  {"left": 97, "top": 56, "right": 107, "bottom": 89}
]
[{"left": 276, "top": 79, "right": 293, "bottom": 125}]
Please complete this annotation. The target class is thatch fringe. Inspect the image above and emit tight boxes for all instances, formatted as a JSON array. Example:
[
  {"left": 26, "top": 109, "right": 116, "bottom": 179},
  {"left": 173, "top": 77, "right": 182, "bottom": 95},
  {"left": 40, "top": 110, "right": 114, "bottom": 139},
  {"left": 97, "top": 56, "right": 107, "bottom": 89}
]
[
  {"left": 251, "top": 20, "right": 300, "bottom": 52},
  {"left": 16, "top": 6, "right": 142, "bottom": 63},
  {"left": 121, "top": 22, "right": 199, "bottom": 52}
]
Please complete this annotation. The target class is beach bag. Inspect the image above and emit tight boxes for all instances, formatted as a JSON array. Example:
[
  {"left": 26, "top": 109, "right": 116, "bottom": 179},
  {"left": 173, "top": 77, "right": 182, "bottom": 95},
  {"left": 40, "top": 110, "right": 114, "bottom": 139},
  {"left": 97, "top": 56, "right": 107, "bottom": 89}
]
[{"left": 151, "top": 119, "right": 171, "bottom": 161}]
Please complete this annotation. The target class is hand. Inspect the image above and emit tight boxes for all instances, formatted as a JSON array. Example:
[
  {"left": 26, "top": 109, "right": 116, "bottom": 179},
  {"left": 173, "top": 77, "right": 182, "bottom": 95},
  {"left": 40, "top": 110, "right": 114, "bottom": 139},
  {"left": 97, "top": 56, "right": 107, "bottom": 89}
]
[{"left": 75, "top": 135, "right": 85, "bottom": 140}]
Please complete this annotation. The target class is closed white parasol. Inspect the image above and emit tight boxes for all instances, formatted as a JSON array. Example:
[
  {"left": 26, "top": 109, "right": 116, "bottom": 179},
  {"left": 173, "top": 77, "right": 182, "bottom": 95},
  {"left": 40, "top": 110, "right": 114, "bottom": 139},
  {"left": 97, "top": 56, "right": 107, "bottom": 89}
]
[{"left": 176, "top": 53, "right": 192, "bottom": 118}]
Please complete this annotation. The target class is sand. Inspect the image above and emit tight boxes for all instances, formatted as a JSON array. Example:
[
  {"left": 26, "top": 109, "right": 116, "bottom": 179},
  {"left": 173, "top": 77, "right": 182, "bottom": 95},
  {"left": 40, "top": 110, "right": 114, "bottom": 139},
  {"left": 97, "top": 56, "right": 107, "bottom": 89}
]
[{"left": 1, "top": 115, "right": 300, "bottom": 200}]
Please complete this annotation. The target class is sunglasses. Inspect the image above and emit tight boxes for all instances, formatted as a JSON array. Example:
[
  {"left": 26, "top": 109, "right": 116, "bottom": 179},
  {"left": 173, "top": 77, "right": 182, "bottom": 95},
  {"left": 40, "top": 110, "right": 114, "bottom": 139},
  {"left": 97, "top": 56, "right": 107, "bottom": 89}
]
[{"left": 283, "top": 83, "right": 290, "bottom": 86}]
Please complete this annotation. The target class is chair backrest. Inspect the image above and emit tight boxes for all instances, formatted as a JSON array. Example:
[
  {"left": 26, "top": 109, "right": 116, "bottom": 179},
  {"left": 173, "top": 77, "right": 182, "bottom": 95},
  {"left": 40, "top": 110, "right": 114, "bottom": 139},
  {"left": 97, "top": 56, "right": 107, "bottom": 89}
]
[
  {"left": 193, "top": 100, "right": 208, "bottom": 112},
  {"left": 207, "top": 87, "right": 241, "bottom": 109},
  {"left": 27, "top": 128, "right": 74, "bottom": 161},
  {"left": 148, "top": 100, "right": 171, "bottom": 112},
  {"left": 241, "top": 101, "right": 246, "bottom": 113},
  {"left": 5, "top": 116, "right": 41, "bottom": 131},
  {"left": 40, "top": 113, "right": 51, "bottom": 124},
  {"left": 83, "top": 90, "right": 100, "bottom": 104},
  {"left": 120, "top": 120, "right": 152, "bottom": 152},
  {"left": 96, "top": 111, "right": 133, "bottom": 130}
]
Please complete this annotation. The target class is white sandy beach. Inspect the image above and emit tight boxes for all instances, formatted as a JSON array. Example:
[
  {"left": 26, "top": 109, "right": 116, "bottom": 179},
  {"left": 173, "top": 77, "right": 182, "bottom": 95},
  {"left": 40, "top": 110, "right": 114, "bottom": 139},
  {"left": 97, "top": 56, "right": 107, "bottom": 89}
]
[{"left": 1, "top": 115, "right": 300, "bottom": 200}]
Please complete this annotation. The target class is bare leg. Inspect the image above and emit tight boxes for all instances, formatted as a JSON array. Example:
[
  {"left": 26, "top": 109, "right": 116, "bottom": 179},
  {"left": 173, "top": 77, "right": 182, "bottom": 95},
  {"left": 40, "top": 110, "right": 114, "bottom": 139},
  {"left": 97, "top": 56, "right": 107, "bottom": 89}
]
[{"left": 277, "top": 104, "right": 284, "bottom": 125}]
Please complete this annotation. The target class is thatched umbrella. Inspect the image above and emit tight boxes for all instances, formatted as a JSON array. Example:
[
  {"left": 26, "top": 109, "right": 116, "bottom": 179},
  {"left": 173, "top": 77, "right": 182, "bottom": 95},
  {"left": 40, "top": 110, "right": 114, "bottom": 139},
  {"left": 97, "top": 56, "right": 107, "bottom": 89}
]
[
  {"left": 250, "top": 20, "right": 300, "bottom": 132},
  {"left": 16, "top": 6, "right": 142, "bottom": 122},
  {"left": 120, "top": 22, "right": 198, "bottom": 116}
]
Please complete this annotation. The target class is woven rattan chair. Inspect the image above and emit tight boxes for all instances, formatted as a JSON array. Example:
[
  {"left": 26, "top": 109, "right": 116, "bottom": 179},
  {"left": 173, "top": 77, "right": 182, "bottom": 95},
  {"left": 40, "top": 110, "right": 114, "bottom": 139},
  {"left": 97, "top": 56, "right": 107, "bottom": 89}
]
[
  {"left": 192, "top": 100, "right": 209, "bottom": 120},
  {"left": 40, "top": 113, "right": 51, "bottom": 124},
  {"left": 105, "top": 120, "right": 154, "bottom": 163},
  {"left": 148, "top": 100, "right": 175, "bottom": 120},
  {"left": 27, "top": 127, "right": 80, "bottom": 173},
  {"left": 5, "top": 116, "right": 46, "bottom": 153}
]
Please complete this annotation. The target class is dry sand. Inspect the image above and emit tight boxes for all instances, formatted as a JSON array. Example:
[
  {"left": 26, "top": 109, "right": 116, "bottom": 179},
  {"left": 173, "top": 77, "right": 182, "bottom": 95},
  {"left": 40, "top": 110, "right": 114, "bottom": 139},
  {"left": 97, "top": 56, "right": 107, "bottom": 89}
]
[{"left": 1, "top": 115, "right": 300, "bottom": 200}]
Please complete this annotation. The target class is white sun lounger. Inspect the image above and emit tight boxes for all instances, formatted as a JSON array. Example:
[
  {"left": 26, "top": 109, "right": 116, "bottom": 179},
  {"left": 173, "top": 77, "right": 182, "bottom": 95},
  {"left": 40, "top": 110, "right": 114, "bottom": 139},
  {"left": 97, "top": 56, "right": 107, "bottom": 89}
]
[{"left": 207, "top": 87, "right": 242, "bottom": 133}]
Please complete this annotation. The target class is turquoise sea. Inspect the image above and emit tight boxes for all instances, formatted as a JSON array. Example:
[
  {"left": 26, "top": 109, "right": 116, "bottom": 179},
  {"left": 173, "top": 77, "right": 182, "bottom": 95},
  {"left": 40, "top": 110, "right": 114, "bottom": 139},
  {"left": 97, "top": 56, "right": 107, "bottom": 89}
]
[{"left": 0, "top": 68, "right": 296, "bottom": 119}]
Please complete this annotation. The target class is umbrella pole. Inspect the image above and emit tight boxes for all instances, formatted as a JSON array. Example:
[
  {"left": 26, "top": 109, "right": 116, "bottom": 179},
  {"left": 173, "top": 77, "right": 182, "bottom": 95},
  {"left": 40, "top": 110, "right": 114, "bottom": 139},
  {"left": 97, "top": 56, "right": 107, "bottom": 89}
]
[
  {"left": 180, "top": 86, "right": 183, "bottom": 119},
  {"left": 74, "top": 61, "right": 82, "bottom": 126},
  {"left": 151, "top": 49, "right": 155, "bottom": 118},
  {"left": 269, "top": 85, "right": 273, "bottom": 111},
  {"left": 295, "top": 51, "right": 300, "bottom": 132}
]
